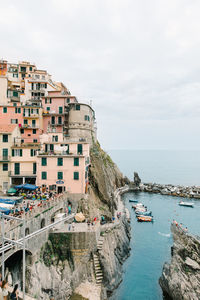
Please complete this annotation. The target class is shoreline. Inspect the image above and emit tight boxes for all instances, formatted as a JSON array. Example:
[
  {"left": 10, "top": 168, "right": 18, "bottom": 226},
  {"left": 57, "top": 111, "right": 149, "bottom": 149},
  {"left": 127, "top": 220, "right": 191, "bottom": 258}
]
[{"left": 131, "top": 182, "right": 200, "bottom": 199}]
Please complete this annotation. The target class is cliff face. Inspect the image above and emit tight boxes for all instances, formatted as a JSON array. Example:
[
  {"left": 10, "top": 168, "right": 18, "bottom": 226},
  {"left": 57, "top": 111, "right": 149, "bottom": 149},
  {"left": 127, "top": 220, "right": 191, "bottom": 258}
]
[
  {"left": 159, "top": 224, "right": 200, "bottom": 300},
  {"left": 26, "top": 143, "right": 130, "bottom": 299}
]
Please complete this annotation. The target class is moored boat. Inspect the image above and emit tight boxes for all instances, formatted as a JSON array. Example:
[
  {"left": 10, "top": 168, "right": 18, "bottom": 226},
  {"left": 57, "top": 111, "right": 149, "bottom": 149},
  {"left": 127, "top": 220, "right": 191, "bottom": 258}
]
[
  {"left": 129, "top": 199, "right": 138, "bottom": 203},
  {"left": 137, "top": 216, "right": 153, "bottom": 222},
  {"left": 179, "top": 201, "right": 194, "bottom": 207},
  {"left": 136, "top": 211, "right": 152, "bottom": 216}
]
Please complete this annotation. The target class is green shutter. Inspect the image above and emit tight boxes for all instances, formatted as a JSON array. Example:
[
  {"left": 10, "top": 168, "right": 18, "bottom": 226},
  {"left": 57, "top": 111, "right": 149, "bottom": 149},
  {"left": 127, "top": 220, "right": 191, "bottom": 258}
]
[
  {"left": 59, "top": 107, "right": 63, "bottom": 114},
  {"left": 15, "top": 163, "right": 20, "bottom": 175},
  {"left": 74, "top": 157, "right": 79, "bottom": 166},
  {"left": 57, "top": 172, "right": 63, "bottom": 180},
  {"left": 3, "top": 107, "right": 7, "bottom": 113},
  {"left": 42, "top": 157, "right": 47, "bottom": 166},
  {"left": 12, "top": 149, "right": 14, "bottom": 157},
  {"left": 57, "top": 158, "right": 63, "bottom": 166},
  {"left": 77, "top": 144, "right": 83, "bottom": 155},
  {"left": 33, "top": 163, "right": 37, "bottom": 174},
  {"left": 20, "top": 149, "right": 23, "bottom": 157},
  {"left": 42, "top": 172, "right": 47, "bottom": 179},
  {"left": 74, "top": 172, "right": 79, "bottom": 180}
]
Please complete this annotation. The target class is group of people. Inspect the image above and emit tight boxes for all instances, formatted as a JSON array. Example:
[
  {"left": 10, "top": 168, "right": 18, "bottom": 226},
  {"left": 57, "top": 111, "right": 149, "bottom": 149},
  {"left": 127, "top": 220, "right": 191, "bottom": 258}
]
[{"left": 0, "top": 274, "right": 19, "bottom": 300}]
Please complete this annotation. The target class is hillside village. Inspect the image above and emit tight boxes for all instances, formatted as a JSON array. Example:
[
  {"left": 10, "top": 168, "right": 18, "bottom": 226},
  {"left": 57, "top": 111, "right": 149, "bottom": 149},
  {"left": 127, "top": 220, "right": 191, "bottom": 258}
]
[{"left": 0, "top": 60, "right": 97, "bottom": 195}]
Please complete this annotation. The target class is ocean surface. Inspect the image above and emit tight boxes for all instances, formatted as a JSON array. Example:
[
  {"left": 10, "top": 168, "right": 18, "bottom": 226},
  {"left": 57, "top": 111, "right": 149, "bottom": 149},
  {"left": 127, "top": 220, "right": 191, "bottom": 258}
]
[{"left": 108, "top": 150, "right": 200, "bottom": 300}]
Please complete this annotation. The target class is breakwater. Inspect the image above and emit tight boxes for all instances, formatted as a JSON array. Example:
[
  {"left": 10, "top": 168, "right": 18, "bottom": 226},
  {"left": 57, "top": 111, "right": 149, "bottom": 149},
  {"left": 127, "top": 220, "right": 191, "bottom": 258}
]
[{"left": 137, "top": 183, "right": 200, "bottom": 199}]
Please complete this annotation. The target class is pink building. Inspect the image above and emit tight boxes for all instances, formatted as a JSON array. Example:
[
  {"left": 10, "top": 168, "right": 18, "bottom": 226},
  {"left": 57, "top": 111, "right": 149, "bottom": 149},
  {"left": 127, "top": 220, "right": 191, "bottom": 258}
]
[{"left": 36, "top": 142, "right": 90, "bottom": 194}]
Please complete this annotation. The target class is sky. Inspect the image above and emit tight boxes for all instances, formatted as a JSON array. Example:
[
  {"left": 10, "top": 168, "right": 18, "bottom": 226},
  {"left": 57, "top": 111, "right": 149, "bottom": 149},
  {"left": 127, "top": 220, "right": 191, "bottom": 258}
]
[{"left": 1, "top": 0, "right": 200, "bottom": 150}]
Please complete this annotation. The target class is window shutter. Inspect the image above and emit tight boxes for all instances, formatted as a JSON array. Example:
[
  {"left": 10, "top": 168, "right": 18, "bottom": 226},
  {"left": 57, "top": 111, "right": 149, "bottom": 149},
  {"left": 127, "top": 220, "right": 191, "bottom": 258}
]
[
  {"left": 20, "top": 149, "right": 23, "bottom": 156},
  {"left": 12, "top": 149, "right": 14, "bottom": 157}
]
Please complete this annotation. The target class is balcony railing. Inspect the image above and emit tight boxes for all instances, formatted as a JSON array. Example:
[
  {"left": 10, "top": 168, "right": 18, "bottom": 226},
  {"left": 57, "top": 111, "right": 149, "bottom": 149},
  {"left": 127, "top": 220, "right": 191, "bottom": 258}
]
[
  {"left": 9, "top": 171, "right": 37, "bottom": 177},
  {"left": 23, "top": 114, "right": 39, "bottom": 118},
  {"left": 0, "top": 156, "right": 10, "bottom": 161},
  {"left": 21, "top": 124, "right": 39, "bottom": 129}
]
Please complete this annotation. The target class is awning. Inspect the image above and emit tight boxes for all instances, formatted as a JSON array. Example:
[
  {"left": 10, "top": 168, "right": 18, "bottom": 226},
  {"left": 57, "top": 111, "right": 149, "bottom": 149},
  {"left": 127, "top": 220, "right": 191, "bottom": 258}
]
[
  {"left": 7, "top": 188, "right": 17, "bottom": 194},
  {"left": 15, "top": 184, "right": 38, "bottom": 190}
]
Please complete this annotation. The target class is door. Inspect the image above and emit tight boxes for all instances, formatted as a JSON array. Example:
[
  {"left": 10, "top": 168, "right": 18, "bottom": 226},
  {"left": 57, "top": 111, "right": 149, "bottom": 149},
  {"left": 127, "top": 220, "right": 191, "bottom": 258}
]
[
  {"left": 14, "top": 163, "right": 20, "bottom": 175},
  {"left": 57, "top": 186, "right": 63, "bottom": 194},
  {"left": 32, "top": 120, "right": 36, "bottom": 128},
  {"left": 51, "top": 116, "right": 55, "bottom": 125},
  {"left": 33, "top": 163, "right": 37, "bottom": 174},
  {"left": 2, "top": 149, "right": 8, "bottom": 160}
]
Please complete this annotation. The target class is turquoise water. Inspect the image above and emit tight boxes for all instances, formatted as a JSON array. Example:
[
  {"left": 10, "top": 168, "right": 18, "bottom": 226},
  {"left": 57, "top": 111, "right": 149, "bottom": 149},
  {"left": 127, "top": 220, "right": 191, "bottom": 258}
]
[{"left": 109, "top": 150, "right": 200, "bottom": 300}]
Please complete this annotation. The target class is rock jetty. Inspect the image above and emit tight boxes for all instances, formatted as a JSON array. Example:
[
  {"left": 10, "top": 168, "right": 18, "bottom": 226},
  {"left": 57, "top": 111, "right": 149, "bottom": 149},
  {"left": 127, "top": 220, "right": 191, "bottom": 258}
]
[
  {"left": 139, "top": 183, "right": 200, "bottom": 199},
  {"left": 159, "top": 223, "right": 200, "bottom": 300}
]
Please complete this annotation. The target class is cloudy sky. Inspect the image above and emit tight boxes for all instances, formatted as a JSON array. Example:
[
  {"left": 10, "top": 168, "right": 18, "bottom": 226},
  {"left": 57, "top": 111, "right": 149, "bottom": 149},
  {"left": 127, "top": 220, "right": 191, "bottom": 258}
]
[{"left": 1, "top": 0, "right": 200, "bottom": 150}]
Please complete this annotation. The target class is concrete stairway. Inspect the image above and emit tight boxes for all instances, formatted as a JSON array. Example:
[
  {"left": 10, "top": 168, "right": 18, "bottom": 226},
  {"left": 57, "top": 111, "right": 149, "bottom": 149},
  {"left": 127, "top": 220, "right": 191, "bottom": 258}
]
[
  {"left": 93, "top": 253, "right": 103, "bottom": 285},
  {"left": 97, "top": 236, "right": 104, "bottom": 252}
]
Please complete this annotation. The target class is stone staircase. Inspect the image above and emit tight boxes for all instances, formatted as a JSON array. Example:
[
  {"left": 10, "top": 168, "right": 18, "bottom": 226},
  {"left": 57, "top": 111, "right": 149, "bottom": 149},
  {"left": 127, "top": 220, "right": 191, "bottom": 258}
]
[{"left": 93, "top": 253, "right": 103, "bottom": 285}]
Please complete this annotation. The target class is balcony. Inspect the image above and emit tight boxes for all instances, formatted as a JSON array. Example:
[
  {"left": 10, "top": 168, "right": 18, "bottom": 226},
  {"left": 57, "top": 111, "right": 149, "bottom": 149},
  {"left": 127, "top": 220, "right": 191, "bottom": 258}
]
[
  {"left": 9, "top": 171, "right": 37, "bottom": 177},
  {"left": 51, "top": 123, "right": 63, "bottom": 126},
  {"left": 10, "top": 96, "right": 20, "bottom": 102},
  {"left": 21, "top": 124, "right": 39, "bottom": 129},
  {"left": 23, "top": 114, "right": 39, "bottom": 119},
  {"left": 0, "top": 156, "right": 10, "bottom": 162}
]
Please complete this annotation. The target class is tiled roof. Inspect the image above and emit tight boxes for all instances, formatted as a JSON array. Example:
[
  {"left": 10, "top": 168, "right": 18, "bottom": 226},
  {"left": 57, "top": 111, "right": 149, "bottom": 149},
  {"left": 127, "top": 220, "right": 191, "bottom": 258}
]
[{"left": 0, "top": 124, "right": 18, "bottom": 133}]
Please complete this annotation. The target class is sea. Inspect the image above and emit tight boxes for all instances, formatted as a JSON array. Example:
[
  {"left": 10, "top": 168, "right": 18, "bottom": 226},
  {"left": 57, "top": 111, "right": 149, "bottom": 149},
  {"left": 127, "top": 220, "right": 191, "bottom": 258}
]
[{"left": 108, "top": 150, "right": 200, "bottom": 300}]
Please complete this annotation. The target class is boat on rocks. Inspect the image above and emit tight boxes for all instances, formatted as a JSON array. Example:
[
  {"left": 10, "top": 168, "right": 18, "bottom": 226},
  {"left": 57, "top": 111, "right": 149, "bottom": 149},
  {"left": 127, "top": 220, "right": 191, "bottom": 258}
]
[
  {"left": 137, "top": 216, "right": 153, "bottom": 222},
  {"left": 179, "top": 201, "right": 194, "bottom": 207}
]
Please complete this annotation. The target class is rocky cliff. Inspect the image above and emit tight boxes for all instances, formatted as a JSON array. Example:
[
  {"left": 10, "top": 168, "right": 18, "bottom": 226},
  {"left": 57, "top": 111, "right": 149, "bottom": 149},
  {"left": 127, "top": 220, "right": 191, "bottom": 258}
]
[
  {"left": 26, "top": 142, "right": 130, "bottom": 299},
  {"left": 159, "top": 223, "right": 200, "bottom": 300}
]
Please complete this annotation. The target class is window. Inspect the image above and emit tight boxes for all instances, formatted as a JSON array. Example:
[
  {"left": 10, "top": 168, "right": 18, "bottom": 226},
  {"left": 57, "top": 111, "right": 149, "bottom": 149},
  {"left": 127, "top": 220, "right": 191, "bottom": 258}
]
[
  {"left": 24, "top": 119, "right": 28, "bottom": 125},
  {"left": 84, "top": 115, "right": 87, "bottom": 121},
  {"left": 20, "top": 66, "right": 26, "bottom": 72},
  {"left": 41, "top": 157, "right": 47, "bottom": 166},
  {"left": 13, "top": 91, "right": 18, "bottom": 97},
  {"left": 58, "top": 116, "right": 62, "bottom": 125},
  {"left": 32, "top": 120, "right": 36, "bottom": 127},
  {"left": 13, "top": 73, "right": 18, "bottom": 78},
  {"left": 11, "top": 119, "right": 18, "bottom": 124},
  {"left": 52, "top": 135, "right": 58, "bottom": 142},
  {"left": 74, "top": 157, "right": 79, "bottom": 166},
  {"left": 15, "top": 108, "right": 21, "bottom": 113},
  {"left": 14, "top": 163, "right": 20, "bottom": 175},
  {"left": 67, "top": 98, "right": 70, "bottom": 103},
  {"left": 76, "top": 104, "right": 80, "bottom": 110},
  {"left": 59, "top": 107, "right": 63, "bottom": 114},
  {"left": 3, "top": 107, "right": 7, "bottom": 113},
  {"left": 21, "top": 129, "right": 24, "bottom": 134},
  {"left": 2, "top": 149, "right": 8, "bottom": 160},
  {"left": 33, "top": 139, "right": 38, "bottom": 143},
  {"left": 3, "top": 135, "right": 8, "bottom": 143},
  {"left": 51, "top": 116, "right": 55, "bottom": 125},
  {"left": 57, "top": 158, "right": 63, "bottom": 166},
  {"left": 41, "top": 171, "right": 47, "bottom": 180},
  {"left": 74, "top": 172, "right": 79, "bottom": 180},
  {"left": 13, "top": 103, "right": 17, "bottom": 107},
  {"left": 57, "top": 172, "right": 63, "bottom": 180},
  {"left": 12, "top": 149, "right": 23, "bottom": 157},
  {"left": 77, "top": 144, "right": 83, "bottom": 155},
  {"left": 47, "top": 107, "right": 50, "bottom": 111},
  {"left": 2, "top": 164, "right": 8, "bottom": 171},
  {"left": 33, "top": 129, "right": 36, "bottom": 134},
  {"left": 29, "top": 66, "right": 32, "bottom": 71},
  {"left": 30, "top": 149, "right": 36, "bottom": 156},
  {"left": 33, "top": 163, "right": 37, "bottom": 174}
]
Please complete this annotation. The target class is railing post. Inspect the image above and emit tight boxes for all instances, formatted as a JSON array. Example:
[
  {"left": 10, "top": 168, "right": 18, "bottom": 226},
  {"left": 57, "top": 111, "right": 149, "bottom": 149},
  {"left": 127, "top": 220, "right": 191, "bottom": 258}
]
[
  {"left": 22, "top": 217, "right": 26, "bottom": 300},
  {"left": 1, "top": 216, "right": 5, "bottom": 280}
]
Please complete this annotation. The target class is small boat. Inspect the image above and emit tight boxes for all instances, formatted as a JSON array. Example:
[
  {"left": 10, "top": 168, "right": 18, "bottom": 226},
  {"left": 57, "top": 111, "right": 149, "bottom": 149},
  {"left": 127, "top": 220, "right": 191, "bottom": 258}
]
[
  {"left": 135, "top": 208, "right": 146, "bottom": 213},
  {"left": 136, "top": 211, "right": 152, "bottom": 216},
  {"left": 179, "top": 201, "right": 194, "bottom": 207},
  {"left": 129, "top": 199, "right": 138, "bottom": 203},
  {"left": 132, "top": 203, "right": 144, "bottom": 209},
  {"left": 137, "top": 216, "right": 153, "bottom": 222}
]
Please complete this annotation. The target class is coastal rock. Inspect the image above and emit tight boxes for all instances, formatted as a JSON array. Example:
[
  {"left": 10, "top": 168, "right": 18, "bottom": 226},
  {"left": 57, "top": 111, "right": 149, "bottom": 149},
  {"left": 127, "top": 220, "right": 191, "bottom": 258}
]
[
  {"left": 134, "top": 172, "right": 141, "bottom": 187},
  {"left": 159, "top": 223, "right": 200, "bottom": 300}
]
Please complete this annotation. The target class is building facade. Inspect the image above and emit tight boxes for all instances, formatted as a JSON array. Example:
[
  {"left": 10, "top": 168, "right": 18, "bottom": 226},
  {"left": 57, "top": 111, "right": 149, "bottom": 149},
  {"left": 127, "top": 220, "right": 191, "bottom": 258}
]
[{"left": 0, "top": 60, "right": 96, "bottom": 194}]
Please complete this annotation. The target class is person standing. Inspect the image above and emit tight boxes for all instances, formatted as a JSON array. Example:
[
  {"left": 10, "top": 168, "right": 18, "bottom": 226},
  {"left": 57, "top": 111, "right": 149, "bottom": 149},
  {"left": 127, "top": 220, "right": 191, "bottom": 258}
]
[{"left": 10, "top": 284, "right": 19, "bottom": 300}]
